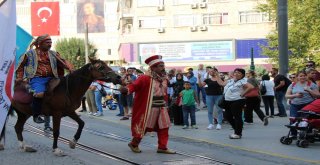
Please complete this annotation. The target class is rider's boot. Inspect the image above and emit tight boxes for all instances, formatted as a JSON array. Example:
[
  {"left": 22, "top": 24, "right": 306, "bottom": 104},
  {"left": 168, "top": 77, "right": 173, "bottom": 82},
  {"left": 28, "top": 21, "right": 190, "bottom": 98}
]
[{"left": 32, "top": 97, "right": 45, "bottom": 123}]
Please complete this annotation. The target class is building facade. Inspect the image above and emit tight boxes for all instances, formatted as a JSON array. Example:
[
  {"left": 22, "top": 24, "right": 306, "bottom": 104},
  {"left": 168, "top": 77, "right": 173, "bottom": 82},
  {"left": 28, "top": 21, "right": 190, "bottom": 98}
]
[{"left": 118, "top": 0, "right": 275, "bottom": 71}]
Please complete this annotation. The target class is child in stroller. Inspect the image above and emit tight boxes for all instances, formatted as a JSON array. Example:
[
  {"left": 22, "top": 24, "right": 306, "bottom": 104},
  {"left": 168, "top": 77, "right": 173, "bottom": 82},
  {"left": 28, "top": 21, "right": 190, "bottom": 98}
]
[
  {"left": 103, "top": 94, "right": 118, "bottom": 110},
  {"left": 280, "top": 99, "right": 320, "bottom": 148}
]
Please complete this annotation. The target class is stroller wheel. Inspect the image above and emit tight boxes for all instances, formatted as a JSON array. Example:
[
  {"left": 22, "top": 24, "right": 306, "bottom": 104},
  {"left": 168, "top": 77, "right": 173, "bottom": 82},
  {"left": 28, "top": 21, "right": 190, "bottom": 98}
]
[
  {"left": 297, "top": 140, "right": 309, "bottom": 148},
  {"left": 280, "top": 136, "right": 292, "bottom": 145}
]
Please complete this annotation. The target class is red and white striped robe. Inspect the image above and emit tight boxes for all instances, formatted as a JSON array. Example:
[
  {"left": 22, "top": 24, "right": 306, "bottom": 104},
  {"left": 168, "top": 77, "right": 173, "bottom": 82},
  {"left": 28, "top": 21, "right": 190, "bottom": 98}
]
[{"left": 127, "top": 75, "right": 171, "bottom": 138}]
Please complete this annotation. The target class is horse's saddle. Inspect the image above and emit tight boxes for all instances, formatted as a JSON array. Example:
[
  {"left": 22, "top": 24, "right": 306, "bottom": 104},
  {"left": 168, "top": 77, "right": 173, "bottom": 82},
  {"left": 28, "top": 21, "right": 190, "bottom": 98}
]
[{"left": 13, "top": 78, "right": 61, "bottom": 104}]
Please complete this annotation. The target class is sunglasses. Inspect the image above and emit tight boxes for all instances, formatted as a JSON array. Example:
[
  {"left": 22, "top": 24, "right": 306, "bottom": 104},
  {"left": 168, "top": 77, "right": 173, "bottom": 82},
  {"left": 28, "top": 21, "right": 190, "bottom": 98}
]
[
  {"left": 289, "top": 76, "right": 296, "bottom": 79},
  {"left": 306, "top": 64, "right": 314, "bottom": 67}
]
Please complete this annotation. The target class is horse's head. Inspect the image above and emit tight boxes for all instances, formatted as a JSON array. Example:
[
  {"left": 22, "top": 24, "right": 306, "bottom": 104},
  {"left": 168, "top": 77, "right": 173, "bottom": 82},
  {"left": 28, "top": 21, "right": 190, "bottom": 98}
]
[{"left": 89, "top": 58, "right": 122, "bottom": 84}]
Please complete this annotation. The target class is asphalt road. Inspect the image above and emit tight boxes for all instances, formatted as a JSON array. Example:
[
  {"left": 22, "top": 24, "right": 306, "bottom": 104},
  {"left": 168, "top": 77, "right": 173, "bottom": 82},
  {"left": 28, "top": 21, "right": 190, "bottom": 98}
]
[{"left": 1, "top": 106, "right": 319, "bottom": 165}]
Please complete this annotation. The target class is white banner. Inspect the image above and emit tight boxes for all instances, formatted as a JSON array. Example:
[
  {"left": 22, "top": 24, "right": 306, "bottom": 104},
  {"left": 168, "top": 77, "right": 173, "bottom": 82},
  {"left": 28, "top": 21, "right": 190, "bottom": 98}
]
[{"left": 0, "top": 0, "right": 16, "bottom": 134}]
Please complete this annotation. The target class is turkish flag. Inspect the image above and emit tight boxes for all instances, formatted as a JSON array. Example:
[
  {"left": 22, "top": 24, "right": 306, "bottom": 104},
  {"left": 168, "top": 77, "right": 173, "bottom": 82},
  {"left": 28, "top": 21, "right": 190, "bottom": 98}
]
[{"left": 31, "top": 2, "right": 60, "bottom": 36}]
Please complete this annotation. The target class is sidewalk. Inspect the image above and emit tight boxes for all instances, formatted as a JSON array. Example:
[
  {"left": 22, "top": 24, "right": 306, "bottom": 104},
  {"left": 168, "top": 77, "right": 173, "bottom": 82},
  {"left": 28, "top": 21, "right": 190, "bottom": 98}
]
[{"left": 78, "top": 106, "right": 320, "bottom": 164}]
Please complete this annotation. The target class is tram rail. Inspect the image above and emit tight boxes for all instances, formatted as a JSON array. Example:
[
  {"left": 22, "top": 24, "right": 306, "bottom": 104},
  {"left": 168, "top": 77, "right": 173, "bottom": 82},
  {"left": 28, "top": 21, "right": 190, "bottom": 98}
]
[{"left": 8, "top": 122, "right": 140, "bottom": 165}]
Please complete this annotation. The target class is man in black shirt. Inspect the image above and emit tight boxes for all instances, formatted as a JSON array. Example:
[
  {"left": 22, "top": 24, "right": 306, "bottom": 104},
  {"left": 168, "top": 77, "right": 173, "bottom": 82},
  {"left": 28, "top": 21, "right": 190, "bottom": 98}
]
[{"left": 271, "top": 68, "right": 289, "bottom": 117}]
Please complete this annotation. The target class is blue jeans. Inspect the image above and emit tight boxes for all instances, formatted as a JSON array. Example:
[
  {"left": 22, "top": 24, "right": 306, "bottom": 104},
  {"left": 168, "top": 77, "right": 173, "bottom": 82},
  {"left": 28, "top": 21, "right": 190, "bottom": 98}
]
[
  {"left": 275, "top": 91, "right": 287, "bottom": 116},
  {"left": 114, "top": 94, "right": 124, "bottom": 115},
  {"left": 206, "top": 95, "right": 223, "bottom": 125},
  {"left": 182, "top": 105, "right": 196, "bottom": 126},
  {"left": 94, "top": 91, "right": 103, "bottom": 113},
  {"left": 197, "top": 85, "right": 206, "bottom": 105}
]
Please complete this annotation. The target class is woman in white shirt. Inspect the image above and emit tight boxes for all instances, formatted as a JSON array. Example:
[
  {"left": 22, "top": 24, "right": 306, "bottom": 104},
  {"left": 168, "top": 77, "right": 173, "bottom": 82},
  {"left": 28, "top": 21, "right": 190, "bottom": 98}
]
[
  {"left": 260, "top": 74, "right": 275, "bottom": 117},
  {"left": 223, "top": 68, "right": 254, "bottom": 139}
]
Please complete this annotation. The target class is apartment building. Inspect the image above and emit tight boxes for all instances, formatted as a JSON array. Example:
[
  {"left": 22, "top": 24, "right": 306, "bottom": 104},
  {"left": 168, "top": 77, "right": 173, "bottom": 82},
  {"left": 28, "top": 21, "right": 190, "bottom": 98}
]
[
  {"left": 16, "top": 0, "right": 275, "bottom": 71},
  {"left": 118, "top": 0, "right": 275, "bottom": 71}
]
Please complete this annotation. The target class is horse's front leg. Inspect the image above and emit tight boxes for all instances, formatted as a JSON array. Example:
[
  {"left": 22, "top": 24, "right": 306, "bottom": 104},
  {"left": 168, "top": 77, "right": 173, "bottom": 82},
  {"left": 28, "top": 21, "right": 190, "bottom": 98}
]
[
  {"left": 68, "top": 112, "right": 85, "bottom": 149},
  {"left": 52, "top": 112, "right": 65, "bottom": 156}
]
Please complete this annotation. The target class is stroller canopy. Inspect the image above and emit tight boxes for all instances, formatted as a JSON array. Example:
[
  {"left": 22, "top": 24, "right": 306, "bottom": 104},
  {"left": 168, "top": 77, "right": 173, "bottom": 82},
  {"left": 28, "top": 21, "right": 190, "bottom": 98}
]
[{"left": 302, "top": 99, "right": 320, "bottom": 113}]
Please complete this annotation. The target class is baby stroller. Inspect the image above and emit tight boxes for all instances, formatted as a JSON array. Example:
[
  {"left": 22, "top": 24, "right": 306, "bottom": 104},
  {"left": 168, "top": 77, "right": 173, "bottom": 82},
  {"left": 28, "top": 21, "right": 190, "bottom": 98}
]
[
  {"left": 280, "top": 99, "right": 320, "bottom": 148},
  {"left": 103, "top": 94, "right": 118, "bottom": 110}
]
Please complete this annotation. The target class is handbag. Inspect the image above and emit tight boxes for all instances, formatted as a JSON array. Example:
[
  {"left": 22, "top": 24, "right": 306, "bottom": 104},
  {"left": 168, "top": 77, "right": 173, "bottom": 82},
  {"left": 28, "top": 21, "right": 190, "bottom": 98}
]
[
  {"left": 244, "top": 87, "right": 259, "bottom": 97},
  {"left": 218, "top": 95, "right": 227, "bottom": 109},
  {"left": 260, "top": 81, "right": 267, "bottom": 95},
  {"left": 99, "top": 85, "right": 107, "bottom": 97}
]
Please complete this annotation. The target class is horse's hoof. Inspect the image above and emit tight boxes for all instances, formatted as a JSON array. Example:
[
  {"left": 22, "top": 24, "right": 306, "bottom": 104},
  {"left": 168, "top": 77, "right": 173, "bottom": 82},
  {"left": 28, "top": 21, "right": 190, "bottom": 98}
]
[
  {"left": 53, "top": 148, "right": 66, "bottom": 157},
  {"left": 69, "top": 139, "right": 77, "bottom": 149},
  {"left": 0, "top": 144, "right": 4, "bottom": 151},
  {"left": 20, "top": 145, "right": 37, "bottom": 152}
]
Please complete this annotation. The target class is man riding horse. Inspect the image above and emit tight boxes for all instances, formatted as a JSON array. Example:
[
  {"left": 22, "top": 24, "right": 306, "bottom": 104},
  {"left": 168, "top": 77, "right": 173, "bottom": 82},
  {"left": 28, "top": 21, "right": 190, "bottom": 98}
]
[{"left": 15, "top": 34, "right": 73, "bottom": 123}]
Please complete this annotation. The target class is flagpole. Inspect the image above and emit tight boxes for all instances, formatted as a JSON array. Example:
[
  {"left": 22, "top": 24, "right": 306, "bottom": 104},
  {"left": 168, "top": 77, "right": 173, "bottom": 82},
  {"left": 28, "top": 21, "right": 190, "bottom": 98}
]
[{"left": 84, "top": 23, "right": 89, "bottom": 64}]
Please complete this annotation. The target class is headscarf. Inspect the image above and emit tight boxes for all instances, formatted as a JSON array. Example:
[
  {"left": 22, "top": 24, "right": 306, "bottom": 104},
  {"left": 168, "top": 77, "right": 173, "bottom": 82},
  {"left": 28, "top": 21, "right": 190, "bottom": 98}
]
[{"left": 29, "top": 34, "right": 51, "bottom": 49}]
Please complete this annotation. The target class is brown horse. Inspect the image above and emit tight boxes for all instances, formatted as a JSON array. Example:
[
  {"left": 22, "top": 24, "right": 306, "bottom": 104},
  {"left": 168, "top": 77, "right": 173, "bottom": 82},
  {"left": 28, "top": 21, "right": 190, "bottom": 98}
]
[{"left": 0, "top": 58, "right": 121, "bottom": 156}]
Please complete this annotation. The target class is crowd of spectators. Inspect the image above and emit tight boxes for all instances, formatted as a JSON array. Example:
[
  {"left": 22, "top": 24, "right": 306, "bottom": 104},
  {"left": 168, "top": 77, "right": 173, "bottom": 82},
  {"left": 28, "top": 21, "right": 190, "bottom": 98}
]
[{"left": 79, "top": 60, "right": 320, "bottom": 139}]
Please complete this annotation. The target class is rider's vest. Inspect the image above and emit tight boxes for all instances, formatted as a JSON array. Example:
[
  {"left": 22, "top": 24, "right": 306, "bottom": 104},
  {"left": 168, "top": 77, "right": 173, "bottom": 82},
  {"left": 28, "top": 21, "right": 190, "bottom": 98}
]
[{"left": 20, "top": 49, "right": 59, "bottom": 79}]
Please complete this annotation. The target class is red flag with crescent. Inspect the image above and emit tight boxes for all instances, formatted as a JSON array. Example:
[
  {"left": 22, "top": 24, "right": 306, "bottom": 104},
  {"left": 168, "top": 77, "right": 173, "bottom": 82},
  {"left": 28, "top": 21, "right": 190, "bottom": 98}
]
[{"left": 31, "top": 2, "right": 60, "bottom": 36}]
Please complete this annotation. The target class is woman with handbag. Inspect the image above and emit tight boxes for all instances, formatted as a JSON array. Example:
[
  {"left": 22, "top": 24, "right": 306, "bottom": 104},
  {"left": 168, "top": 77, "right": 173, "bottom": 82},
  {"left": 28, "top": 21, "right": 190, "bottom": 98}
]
[
  {"left": 244, "top": 70, "right": 269, "bottom": 126},
  {"left": 223, "top": 68, "right": 254, "bottom": 139},
  {"left": 260, "top": 74, "right": 275, "bottom": 117}
]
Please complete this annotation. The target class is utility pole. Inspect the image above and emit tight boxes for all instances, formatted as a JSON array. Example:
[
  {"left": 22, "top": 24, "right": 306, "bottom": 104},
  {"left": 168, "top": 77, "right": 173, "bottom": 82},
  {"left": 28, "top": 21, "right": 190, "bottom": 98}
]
[
  {"left": 84, "top": 23, "right": 89, "bottom": 64},
  {"left": 250, "top": 48, "right": 255, "bottom": 71},
  {"left": 278, "top": 0, "right": 289, "bottom": 76}
]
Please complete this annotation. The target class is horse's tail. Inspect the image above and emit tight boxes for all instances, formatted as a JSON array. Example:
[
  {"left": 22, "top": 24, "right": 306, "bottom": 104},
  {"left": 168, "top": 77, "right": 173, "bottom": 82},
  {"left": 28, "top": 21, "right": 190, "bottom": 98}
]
[
  {"left": 8, "top": 104, "right": 15, "bottom": 116},
  {"left": 0, "top": 105, "right": 14, "bottom": 143}
]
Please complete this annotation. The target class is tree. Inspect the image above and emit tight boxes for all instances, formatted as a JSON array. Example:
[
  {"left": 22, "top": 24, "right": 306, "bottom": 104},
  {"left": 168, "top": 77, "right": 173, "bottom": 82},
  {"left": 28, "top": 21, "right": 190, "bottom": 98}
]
[
  {"left": 258, "top": 0, "right": 320, "bottom": 73},
  {"left": 55, "top": 38, "right": 96, "bottom": 69}
]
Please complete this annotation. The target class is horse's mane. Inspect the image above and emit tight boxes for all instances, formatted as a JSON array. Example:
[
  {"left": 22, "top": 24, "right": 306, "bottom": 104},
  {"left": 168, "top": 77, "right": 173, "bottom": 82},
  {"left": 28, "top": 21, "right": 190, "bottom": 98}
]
[{"left": 66, "top": 63, "right": 92, "bottom": 79}]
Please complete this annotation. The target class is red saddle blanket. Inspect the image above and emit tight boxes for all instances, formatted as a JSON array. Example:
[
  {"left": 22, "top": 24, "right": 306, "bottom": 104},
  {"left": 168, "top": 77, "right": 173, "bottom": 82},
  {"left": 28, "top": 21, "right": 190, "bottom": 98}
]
[{"left": 12, "top": 90, "right": 33, "bottom": 104}]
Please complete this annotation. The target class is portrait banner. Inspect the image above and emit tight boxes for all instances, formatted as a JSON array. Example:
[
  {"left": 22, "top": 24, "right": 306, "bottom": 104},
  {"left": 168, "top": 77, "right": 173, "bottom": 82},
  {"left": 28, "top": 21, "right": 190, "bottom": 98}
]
[
  {"left": 31, "top": 2, "right": 60, "bottom": 36},
  {"left": 0, "top": 0, "right": 16, "bottom": 134},
  {"left": 77, "top": 0, "right": 105, "bottom": 33}
]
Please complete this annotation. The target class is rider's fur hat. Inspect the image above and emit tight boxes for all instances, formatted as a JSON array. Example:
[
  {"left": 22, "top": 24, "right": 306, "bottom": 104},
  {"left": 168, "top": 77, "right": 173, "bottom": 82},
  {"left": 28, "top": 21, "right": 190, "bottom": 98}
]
[{"left": 145, "top": 55, "right": 163, "bottom": 67}]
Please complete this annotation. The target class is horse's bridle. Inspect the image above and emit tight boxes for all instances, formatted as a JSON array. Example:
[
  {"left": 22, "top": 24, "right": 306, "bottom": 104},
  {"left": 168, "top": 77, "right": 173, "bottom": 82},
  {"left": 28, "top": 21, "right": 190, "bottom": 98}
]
[{"left": 89, "top": 62, "right": 117, "bottom": 81}]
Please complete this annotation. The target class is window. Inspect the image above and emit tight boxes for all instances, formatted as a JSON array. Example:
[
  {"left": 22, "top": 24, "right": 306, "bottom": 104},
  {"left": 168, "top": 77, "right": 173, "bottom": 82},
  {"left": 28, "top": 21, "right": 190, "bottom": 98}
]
[
  {"left": 173, "top": 0, "right": 198, "bottom": 5},
  {"left": 174, "top": 14, "right": 198, "bottom": 27},
  {"left": 138, "top": 17, "right": 166, "bottom": 28},
  {"left": 108, "top": 49, "right": 112, "bottom": 55},
  {"left": 239, "top": 11, "right": 271, "bottom": 24},
  {"left": 202, "top": 13, "right": 228, "bottom": 25},
  {"left": 205, "top": 0, "right": 229, "bottom": 3},
  {"left": 137, "top": 0, "right": 164, "bottom": 7},
  {"left": 123, "top": 0, "right": 132, "bottom": 8}
]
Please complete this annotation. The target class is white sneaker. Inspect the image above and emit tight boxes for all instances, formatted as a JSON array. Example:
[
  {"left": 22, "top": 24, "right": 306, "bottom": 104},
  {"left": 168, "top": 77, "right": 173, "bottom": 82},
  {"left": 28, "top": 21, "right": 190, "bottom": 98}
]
[
  {"left": 216, "top": 124, "right": 221, "bottom": 130},
  {"left": 229, "top": 134, "right": 241, "bottom": 139},
  {"left": 93, "top": 113, "right": 98, "bottom": 116},
  {"left": 88, "top": 112, "right": 92, "bottom": 115},
  {"left": 207, "top": 124, "right": 214, "bottom": 130}
]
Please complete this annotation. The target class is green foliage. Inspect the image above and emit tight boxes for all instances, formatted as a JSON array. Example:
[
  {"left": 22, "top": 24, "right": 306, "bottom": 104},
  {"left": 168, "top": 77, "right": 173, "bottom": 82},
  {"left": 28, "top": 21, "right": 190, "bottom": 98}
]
[
  {"left": 55, "top": 38, "right": 96, "bottom": 69},
  {"left": 258, "top": 0, "right": 320, "bottom": 72},
  {"left": 243, "top": 65, "right": 268, "bottom": 78}
]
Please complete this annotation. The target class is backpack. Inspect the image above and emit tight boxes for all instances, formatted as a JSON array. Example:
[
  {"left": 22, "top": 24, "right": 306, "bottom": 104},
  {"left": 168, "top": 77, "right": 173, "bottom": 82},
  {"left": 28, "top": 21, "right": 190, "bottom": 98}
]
[{"left": 260, "top": 81, "right": 267, "bottom": 95}]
